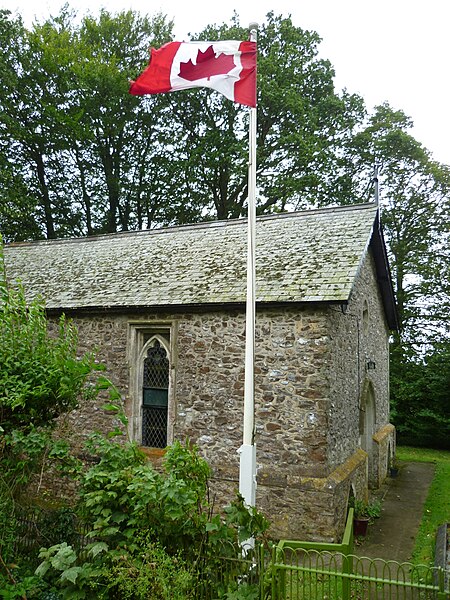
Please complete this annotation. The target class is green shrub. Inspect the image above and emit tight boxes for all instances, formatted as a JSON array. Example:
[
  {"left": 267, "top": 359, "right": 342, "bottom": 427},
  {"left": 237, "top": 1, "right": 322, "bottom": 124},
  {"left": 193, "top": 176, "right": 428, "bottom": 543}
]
[
  {"left": 0, "top": 284, "right": 97, "bottom": 433},
  {"left": 37, "top": 538, "right": 196, "bottom": 599},
  {"left": 35, "top": 437, "right": 270, "bottom": 598},
  {"left": 0, "top": 235, "right": 117, "bottom": 594},
  {"left": 351, "top": 498, "right": 382, "bottom": 522}
]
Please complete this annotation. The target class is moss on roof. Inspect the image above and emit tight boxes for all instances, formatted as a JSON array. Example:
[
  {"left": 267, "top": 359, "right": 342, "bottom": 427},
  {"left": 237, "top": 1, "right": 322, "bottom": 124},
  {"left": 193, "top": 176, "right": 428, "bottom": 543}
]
[{"left": 4, "top": 203, "right": 379, "bottom": 310}]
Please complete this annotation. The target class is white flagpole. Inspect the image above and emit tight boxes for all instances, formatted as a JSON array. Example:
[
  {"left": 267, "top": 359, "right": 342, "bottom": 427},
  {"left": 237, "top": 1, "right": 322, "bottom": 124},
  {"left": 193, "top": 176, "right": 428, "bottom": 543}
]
[{"left": 238, "top": 22, "right": 258, "bottom": 517}]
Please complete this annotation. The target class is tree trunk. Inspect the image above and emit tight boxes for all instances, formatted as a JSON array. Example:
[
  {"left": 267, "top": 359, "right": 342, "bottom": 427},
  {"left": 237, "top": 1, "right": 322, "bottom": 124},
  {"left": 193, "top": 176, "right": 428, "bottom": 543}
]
[
  {"left": 99, "top": 142, "right": 119, "bottom": 233},
  {"left": 33, "top": 151, "right": 55, "bottom": 239}
]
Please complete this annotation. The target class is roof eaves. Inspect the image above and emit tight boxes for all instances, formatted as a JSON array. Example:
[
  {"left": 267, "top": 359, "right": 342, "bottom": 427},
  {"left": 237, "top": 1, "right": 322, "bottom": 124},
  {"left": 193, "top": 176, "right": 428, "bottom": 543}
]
[
  {"left": 371, "top": 212, "right": 399, "bottom": 331},
  {"left": 43, "top": 298, "right": 348, "bottom": 317}
]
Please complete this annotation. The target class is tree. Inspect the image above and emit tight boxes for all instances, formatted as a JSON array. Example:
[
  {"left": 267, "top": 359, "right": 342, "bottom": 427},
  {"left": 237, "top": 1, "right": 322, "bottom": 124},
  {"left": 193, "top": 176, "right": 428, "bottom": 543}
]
[
  {"left": 0, "top": 9, "right": 75, "bottom": 239},
  {"left": 346, "top": 104, "right": 450, "bottom": 446},
  {"left": 390, "top": 340, "right": 450, "bottom": 449},
  {"left": 71, "top": 9, "right": 178, "bottom": 233},
  {"left": 0, "top": 9, "right": 366, "bottom": 237},
  {"left": 0, "top": 8, "right": 177, "bottom": 239},
  {"left": 161, "top": 12, "right": 365, "bottom": 219},
  {"left": 349, "top": 104, "right": 450, "bottom": 350}
]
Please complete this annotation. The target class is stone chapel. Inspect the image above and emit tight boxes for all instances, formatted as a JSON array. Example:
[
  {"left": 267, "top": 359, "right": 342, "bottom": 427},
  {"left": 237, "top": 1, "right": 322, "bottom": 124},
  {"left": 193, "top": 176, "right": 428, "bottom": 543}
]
[{"left": 4, "top": 202, "right": 398, "bottom": 541}]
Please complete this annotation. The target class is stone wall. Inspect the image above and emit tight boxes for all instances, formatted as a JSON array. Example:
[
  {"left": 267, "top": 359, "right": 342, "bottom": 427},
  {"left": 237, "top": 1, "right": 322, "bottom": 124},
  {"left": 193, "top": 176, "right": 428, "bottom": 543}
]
[
  {"left": 327, "top": 250, "right": 391, "bottom": 488},
  {"left": 257, "top": 448, "right": 367, "bottom": 541},
  {"left": 373, "top": 424, "right": 396, "bottom": 488},
  {"left": 42, "top": 253, "right": 393, "bottom": 540},
  {"left": 174, "top": 307, "right": 331, "bottom": 481},
  {"left": 48, "top": 314, "right": 130, "bottom": 453},
  {"left": 46, "top": 307, "right": 332, "bottom": 537}
]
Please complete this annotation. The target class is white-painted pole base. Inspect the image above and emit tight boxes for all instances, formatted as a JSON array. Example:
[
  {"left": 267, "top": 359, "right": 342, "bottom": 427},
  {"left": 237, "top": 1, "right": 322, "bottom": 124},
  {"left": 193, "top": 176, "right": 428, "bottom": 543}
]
[
  {"left": 238, "top": 443, "right": 256, "bottom": 506},
  {"left": 238, "top": 442, "right": 257, "bottom": 551}
]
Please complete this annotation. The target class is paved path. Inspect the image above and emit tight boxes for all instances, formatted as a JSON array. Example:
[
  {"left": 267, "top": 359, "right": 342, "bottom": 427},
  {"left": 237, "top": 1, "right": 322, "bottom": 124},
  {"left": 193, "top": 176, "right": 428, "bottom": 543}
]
[{"left": 356, "top": 461, "right": 435, "bottom": 563}]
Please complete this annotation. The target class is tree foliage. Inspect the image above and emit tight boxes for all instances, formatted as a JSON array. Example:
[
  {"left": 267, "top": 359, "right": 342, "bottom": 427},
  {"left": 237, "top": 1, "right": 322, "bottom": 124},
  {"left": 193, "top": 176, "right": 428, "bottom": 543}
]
[
  {"left": 0, "top": 8, "right": 177, "bottom": 240},
  {"left": 164, "top": 12, "right": 365, "bottom": 219},
  {"left": 0, "top": 6, "right": 449, "bottom": 448},
  {"left": 345, "top": 104, "right": 450, "bottom": 446},
  {"left": 0, "top": 8, "right": 366, "bottom": 237},
  {"left": 391, "top": 341, "right": 450, "bottom": 449},
  {"left": 349, "top": 104, "right": 450, "bottom": 346},
  {"left": 0, "top": 237, "right": 96, "bottom": 433}
]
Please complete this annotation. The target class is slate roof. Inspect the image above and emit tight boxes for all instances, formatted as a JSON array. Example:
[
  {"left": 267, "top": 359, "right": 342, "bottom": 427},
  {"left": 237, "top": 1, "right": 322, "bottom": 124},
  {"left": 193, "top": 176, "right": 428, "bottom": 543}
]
[{"left": 3, "top": 203, "right": 398, "bottom": 328}]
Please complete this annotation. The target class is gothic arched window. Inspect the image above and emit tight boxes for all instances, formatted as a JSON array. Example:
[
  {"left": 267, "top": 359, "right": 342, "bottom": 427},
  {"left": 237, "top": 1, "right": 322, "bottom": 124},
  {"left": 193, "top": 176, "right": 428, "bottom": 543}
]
[{"left": 142, "top": 338, "right": 169, "bottom": 448}]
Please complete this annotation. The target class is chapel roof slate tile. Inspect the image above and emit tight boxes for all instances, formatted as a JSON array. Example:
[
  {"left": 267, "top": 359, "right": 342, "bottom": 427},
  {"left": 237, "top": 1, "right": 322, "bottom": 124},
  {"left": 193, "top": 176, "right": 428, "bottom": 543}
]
[{"left": 4, "top": 203, "right": 390, "bottom": 315}]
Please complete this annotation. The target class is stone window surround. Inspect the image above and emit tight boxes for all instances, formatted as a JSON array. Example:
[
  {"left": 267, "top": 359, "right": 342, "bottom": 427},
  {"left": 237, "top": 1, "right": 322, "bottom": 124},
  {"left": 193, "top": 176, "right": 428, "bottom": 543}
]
[
  {"left": 362, "top": 299, "right": 369, "bottom": 335},
  {"left": 126, "top": 321, "right": 177, "bottom": 452}
]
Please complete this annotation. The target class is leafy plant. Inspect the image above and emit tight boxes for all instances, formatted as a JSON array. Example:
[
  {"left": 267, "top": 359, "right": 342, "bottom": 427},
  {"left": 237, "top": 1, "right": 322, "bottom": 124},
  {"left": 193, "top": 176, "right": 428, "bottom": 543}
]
[
  {"left": 218, "top": 582, "right": 260, "bottom": 599},
  {"left": 352, "top": 498, "right": 382, "bottom": 522},
  {"left": 36, "top": 537, "right": 197, "bottom": 600},
  {"left": 389, "top": 456, "right": 400, "bottom": 473},
  {"left": 0, "top": 237, "right": 127, "bottom": 595},
  {"left": 0, "top": 236, "right": 98, "bottom": 434},
  {"left": 35, "top": 437, "right": 269, "bottom": 598}
]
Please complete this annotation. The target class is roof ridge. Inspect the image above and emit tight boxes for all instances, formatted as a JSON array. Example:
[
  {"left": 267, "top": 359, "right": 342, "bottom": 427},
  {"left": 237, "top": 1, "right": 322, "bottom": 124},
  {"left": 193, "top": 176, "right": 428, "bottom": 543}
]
[{"left": 5, "top": 202, "right": 377, "bottom": 248}]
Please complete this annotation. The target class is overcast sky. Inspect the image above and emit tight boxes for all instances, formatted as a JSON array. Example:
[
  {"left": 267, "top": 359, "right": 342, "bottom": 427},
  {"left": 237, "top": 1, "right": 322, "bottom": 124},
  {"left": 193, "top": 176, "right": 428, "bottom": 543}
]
[{"left": 3, "top": 0, "right": 449, "bottom": 166}]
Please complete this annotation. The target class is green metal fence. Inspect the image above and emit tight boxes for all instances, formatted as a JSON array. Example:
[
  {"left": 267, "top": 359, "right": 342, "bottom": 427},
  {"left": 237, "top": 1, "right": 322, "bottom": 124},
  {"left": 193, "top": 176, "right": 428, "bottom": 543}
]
[
  {"left": 270, "top": 509, "right": 449, "bottom": 600},
  {"left": 271, "top": 549, "right": 449, "bottom": 599},
  {"left": 12, "top": 506, "right": 450, "bottom": 599}
]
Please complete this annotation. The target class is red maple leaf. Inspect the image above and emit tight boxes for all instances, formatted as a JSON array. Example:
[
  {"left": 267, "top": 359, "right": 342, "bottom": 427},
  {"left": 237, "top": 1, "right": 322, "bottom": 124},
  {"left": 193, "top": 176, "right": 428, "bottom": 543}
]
[{"left": 179, "top": 46, "right": 235, "bottom": 81}]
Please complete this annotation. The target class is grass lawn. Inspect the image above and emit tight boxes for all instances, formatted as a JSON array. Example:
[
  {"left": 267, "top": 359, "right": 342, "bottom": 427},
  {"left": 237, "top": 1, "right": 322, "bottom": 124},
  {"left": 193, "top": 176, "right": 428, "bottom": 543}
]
[{"left": 396, "top": 445, "right": 450, "bottom": 565}]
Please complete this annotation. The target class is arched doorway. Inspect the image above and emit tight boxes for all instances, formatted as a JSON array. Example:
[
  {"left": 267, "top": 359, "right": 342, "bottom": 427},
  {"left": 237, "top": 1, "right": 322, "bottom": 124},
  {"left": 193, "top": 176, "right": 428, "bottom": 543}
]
[{"left": 360, "top": 379, "right": 376, "bottom": 487}]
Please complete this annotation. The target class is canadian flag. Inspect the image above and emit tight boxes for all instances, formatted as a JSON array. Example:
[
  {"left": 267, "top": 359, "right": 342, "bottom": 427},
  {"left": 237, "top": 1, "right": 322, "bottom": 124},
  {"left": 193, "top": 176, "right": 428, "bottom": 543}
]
[{"left": 129, "top": 41, "right": 257, "bottom": 107}]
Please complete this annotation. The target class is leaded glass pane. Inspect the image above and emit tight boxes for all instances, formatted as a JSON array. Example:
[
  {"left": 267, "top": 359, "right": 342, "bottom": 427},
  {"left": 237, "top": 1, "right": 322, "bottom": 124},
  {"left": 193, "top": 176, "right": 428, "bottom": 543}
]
[
  {"left": 143, "top": 388, "right": 168, "bottom": 407},
  {"left": 142, "top": 406, "right": 167, "bottom": 448},
  {"left": 143, "top": 340, "right": 169, "bottom": 388}
]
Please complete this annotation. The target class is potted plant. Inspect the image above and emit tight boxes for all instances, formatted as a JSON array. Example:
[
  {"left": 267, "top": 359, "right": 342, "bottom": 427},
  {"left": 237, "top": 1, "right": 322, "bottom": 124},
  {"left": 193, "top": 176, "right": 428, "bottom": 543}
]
[
  {"left": 352, "top": 498, "right": 382, "bottom": 537},
  {"left": 389, "top": 457, "right": 400, "bottom": 478}
]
